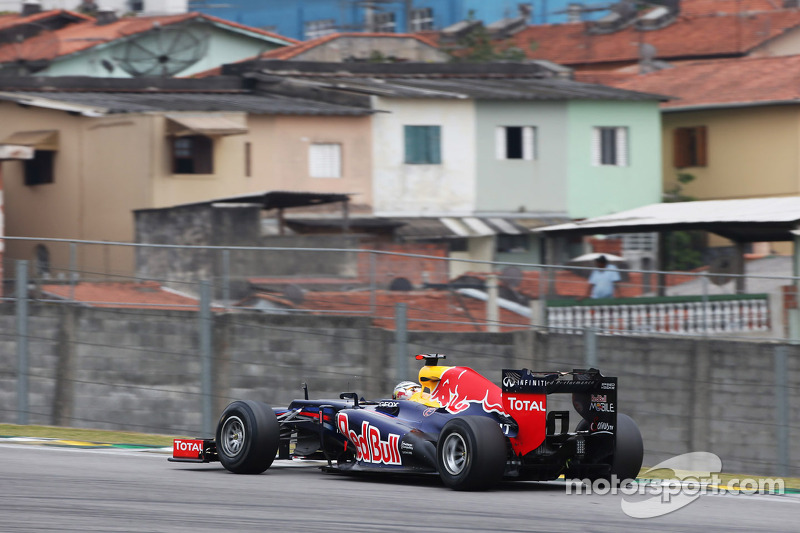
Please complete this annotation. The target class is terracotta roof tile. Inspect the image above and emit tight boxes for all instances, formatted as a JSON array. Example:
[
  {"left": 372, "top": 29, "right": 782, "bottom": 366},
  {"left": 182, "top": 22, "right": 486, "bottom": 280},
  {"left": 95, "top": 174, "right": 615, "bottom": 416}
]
[
  {"left": 680, "top": 0, "right": 783, "bottom": 16},
  {"left": 0, "top": 9, "right": 92, "bottom": 30},
  {"left": 40, "top": 281, "right": 200, "bottom": 310},
  {"left": 610, "top": 54, "right": 800, "bottom": 109},
  {"left": 510, "top": 8, "right": 800, "bottom": 67},
  {"left": 0, "top": 12, "right": 295, "bottom": 63},
  {"left": 290, "top": 290, "right": 532, "bottom": 332},
  {"left": 574, "top": 69, "right": 638, "bottom": 85}
]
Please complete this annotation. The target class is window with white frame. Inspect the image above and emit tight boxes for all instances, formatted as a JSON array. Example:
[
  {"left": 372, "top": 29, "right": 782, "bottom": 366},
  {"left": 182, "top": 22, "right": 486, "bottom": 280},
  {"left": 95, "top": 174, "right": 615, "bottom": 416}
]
[
  {"left": 375, "top": 12, "right": 396, "bottom": 32},
  {"left": 496, "top": 126, "right": 536, "bottom": 160},
  {"left": 410, "top": 7, "right": 434, "bottom": 31},
  {"left": 592, "top": 126, "right": 628, "bottom": 166},
  {"left": 309, "top": 143, "right": 342, "bottom": 178},
  {"left": 305, "top": 19, "right": 336, "bottom": 40}
]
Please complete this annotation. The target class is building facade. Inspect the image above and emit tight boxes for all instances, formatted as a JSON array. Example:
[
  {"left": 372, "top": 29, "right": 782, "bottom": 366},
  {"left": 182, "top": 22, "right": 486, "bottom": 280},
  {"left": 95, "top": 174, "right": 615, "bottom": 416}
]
[{"left": 0, "top": 77, "right": 373, "bottom": 277}]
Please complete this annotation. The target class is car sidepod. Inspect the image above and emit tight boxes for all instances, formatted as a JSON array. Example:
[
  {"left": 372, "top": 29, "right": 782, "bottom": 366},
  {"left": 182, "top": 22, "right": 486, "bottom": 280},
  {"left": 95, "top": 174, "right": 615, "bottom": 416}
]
[{"left": 335, "top": 401, "right": 450, "bottom": 473}]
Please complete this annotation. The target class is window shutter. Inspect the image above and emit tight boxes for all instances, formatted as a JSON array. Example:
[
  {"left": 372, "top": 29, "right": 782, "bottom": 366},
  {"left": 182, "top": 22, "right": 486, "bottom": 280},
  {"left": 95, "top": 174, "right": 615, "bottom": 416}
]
[
  {"left": 495, "top": 127, "right": 506, "bottom": 159},
  {"left": 591, "top": 127, "right": 601, "bottom": 166},
  {"left": 523, "top": 126, "right": 535, "bottom": 160},
  {"left": 616, "top": 127, "right": 628, "bottom": 166},
  {"left": 673, "top": 128, "right": 689, "bottom": 168},
  {"left": 404, "top": 126, "right": 418, "bottom": 164},
  {"left": 309, "top": 143, "right": 341, "bottom": 178},
  {"left": 194, "top": 136, "right": 213, "bottom": 174},
  {"left": 405, "top": 126, "right": 440, "bottom": 164},
  {"left": 429, "top": 126, "right": 441, "bottom": 164},
  {"left": 696, "top": 126, "right": 707, "bottom": 166}
]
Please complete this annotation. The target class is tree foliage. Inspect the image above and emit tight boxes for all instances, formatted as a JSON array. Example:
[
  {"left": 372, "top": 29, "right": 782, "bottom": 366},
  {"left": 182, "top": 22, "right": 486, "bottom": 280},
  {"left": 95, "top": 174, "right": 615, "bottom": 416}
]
[
  {"left": 441, "top": 12, "right": 533, "bottom": 63},
  {"left": 662, "top": 172, "right": 705, "bottom": 271}
]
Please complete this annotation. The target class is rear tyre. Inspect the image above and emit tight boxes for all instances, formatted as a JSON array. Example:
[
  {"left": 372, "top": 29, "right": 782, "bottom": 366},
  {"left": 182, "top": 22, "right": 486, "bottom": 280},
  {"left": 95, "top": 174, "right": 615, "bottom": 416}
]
[
  {"left": 216, "top": 400, "right": 280, "bottom": 474},
  {"left": 611, "top": 413, "right": 643, "bottom": 482},
  {"left": 577, "top": 413, "right": 643, "bottom": 483},
  {"left": 436, "top": 416, "right": 507, "bottom": 491}
]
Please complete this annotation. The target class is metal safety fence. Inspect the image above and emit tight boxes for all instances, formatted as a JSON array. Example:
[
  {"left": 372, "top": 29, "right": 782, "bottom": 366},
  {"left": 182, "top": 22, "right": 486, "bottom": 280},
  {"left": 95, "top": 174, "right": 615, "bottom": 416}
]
[{"left": 0, "top": 238, "right": 797, "bottom": 478}]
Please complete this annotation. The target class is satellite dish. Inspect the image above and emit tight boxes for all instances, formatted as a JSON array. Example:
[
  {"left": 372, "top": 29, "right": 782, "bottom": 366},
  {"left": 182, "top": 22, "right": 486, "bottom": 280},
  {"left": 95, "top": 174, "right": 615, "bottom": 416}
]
[
  {"left": 709, "top": 255, "right": 735, "bottom": 286},
  {"left": 500, "top": 266, "right": 523, "bottom": 288},
  {"left": 639, "top": 43, "right": 657, "bottom": 62},
  {"left": 388, "top": 277, "right": 413, "bottom": 291},
  {"left": 113, "top": 24, "right": 209, "bottom": 77},
  {"left": 282, "top": 284, "right": 305, "bottom": 304},
  {"left": 0, "top": 23, "right": 59, "bottom": 76}
]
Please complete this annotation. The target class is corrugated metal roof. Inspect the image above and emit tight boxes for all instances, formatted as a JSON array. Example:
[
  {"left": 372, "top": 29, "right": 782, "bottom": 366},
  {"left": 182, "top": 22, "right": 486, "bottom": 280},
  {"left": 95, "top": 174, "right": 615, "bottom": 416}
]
[
  {"left": 0, "top": 129, "right": 58, "bottom": 149},
  {"left": 166, "top": 114, "right": 248, "bottom": 136},
  {"left": 0, "top": 90, "right": 372, "bottom": 116},
  {"left": 282, "top": 75, "right": 667, "bottom": 102},
  {"left": 536, "top": 197, "right": 800, "bottom": 242},
  {"left": 395, "top": 217, "right": 530, "bottom": 240},
  {"left": 165, "top": 190, "right": 351, "bottom": 210}
]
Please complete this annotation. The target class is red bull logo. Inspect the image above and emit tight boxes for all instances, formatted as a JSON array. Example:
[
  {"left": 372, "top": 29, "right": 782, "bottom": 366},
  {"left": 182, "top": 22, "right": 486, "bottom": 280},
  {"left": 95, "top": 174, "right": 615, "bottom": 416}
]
[
  {"left": 429, "top": 367, "right": 505, "bottom": 415},
  {"left": 337, "top": 413, "right": 401, "bottom": 466}
]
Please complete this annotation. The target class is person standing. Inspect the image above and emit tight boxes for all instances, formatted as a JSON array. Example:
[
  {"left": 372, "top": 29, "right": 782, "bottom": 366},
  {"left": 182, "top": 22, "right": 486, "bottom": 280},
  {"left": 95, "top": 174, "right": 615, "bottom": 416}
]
[{"left": 583, "top": 254, "right": 621, "bottom": 299}]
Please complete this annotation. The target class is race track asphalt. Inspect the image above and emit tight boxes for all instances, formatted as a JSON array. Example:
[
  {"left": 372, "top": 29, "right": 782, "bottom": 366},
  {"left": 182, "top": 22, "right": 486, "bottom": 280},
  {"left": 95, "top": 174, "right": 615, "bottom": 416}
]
[{"left": 1, "top": 442, "right": 798, "bottom": 532}]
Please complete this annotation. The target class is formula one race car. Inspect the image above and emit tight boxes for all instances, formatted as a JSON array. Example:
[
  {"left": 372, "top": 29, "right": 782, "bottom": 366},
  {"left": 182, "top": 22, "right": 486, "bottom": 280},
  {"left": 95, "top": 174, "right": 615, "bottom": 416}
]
[{"left": 170, "top": 354, "right": 643, "bottom": 490}]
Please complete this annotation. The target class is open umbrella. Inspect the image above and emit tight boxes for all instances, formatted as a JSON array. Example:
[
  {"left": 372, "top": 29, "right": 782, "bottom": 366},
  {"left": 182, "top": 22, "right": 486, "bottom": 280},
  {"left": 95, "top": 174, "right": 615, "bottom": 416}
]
[{"left": 566, "top": 253, "right": 629, "bottom": 279}]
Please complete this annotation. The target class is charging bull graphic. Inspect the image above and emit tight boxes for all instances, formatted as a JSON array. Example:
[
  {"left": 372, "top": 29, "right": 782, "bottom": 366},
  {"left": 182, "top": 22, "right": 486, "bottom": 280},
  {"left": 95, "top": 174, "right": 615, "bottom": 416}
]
[{"left": 429, "top": 367, "right": 505, "bottom": 415}]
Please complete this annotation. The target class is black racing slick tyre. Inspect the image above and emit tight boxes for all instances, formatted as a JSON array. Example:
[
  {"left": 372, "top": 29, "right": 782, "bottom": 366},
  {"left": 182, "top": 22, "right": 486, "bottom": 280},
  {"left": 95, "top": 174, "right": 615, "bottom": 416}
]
[
  {"left": 611, "top": 413, "right": 644, "bottom": 482},
  {"left": 577, "top": 413, "right": 643, "bottom": 483},
  {"left": 216, "top": 400, "right": 280, "bottom": 475},
  {"left": 436, "top": 416, "right": 507, "bottom": 491}
]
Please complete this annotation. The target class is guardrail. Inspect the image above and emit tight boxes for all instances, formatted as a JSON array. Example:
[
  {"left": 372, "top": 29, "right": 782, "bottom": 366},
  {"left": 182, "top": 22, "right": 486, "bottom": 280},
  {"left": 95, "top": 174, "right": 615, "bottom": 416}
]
[{"left": 547, "top": 294, "right": 770, "bottom": 335}]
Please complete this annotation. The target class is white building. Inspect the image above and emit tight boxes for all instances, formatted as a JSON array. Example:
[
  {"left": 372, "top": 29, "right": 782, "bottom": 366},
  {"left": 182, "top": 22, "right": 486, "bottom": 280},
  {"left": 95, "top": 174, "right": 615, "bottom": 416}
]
[{"left": 0, "top": 0, "right": 188, "bottom": 15}]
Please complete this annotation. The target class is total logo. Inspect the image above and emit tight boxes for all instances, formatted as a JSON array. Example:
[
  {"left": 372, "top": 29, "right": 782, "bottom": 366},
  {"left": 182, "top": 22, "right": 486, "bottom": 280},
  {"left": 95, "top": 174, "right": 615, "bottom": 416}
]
[
  {"left": 337, "top": 413, "right": 401, "bottom": 466},
  {"left": 506, "top": 396, "right": 545, "bottom": 412},
  {"left": 174, "top": 440, "right": 203, "bottom": 453}
]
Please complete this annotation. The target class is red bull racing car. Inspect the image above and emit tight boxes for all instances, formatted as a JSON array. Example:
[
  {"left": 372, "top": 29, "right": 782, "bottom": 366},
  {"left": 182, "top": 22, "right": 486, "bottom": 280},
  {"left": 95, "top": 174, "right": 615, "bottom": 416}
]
[{"left": 170, "top": 354, "right": 643, "bottom": 490}]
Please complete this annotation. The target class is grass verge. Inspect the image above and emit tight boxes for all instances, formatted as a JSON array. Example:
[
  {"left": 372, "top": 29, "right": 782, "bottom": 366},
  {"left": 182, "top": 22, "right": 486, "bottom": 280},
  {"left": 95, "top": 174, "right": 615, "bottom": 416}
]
[
  {"left": 0, "top": 424, "right": 185, "bottom": 447},
  {"left": 640, "top": 468, "right": 800, "bottom": 491}
]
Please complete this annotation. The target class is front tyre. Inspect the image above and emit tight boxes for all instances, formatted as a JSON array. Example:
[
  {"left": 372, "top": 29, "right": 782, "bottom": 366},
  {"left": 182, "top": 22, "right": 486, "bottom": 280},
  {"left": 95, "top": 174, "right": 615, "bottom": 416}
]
[
  {"left": 216, "top": 400, "right": 280, "bottom": 474},
  {"left": 436, "top": 416, "right": 507, "bottom": 491}
]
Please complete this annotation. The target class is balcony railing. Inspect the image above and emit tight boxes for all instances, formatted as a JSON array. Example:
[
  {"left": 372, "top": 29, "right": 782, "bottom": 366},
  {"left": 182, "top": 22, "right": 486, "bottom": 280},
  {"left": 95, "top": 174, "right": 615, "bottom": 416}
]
[{"left": 546, "top": 294, "right": 770, "bottom": 335}]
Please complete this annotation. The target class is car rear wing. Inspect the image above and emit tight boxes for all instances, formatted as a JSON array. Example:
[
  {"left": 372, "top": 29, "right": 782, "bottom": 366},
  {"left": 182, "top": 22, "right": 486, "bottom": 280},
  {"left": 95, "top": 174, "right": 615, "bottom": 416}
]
[{"left": 502, "top": 368, "right": 617, "bottom": 437}]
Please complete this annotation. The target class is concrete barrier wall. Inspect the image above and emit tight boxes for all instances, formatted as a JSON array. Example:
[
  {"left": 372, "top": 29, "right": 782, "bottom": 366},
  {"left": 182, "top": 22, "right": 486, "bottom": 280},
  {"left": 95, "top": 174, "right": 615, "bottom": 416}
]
[{"left": 0, "top": 303, "right": 796, "bottom": 477}]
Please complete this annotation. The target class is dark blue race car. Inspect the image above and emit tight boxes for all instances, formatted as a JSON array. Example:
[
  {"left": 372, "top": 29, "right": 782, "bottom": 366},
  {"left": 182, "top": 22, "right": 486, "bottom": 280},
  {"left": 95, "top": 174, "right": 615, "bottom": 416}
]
[{"left": 170, "top": 354, "right": 643, "bottom": 490}]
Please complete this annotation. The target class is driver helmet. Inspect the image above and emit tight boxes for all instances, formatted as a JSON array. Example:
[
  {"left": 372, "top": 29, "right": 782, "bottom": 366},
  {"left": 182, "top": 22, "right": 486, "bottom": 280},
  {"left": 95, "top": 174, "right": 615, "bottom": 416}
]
[{"left": 393, "top": 381, "right": 422, "bottom": 400}]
